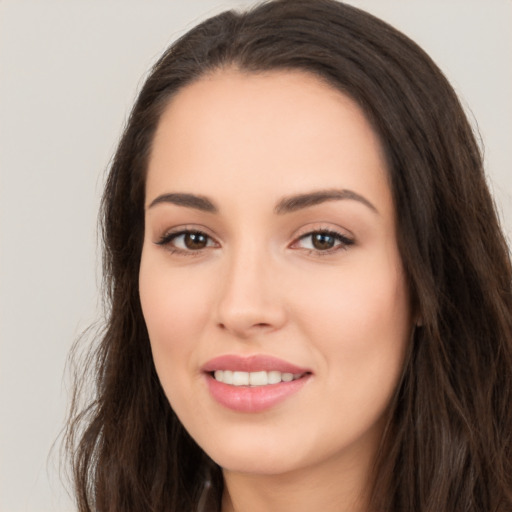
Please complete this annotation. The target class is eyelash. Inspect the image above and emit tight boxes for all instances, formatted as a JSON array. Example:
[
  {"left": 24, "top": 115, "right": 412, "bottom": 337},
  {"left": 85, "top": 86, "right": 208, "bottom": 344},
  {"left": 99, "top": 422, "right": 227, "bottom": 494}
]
[
  {"left": 292, "top": 229, "right": 354, "bottom": 255},
  {"left": 156, "top": 229, "right": 217, "bottom": 257},
  {"left": 155, "top": 228, "right": 354, "bottom": 256}
]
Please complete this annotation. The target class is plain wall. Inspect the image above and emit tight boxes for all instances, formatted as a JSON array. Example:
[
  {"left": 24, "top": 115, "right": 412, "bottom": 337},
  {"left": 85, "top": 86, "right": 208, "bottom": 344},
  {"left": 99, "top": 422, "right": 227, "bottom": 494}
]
[{"left": 1, "top": 1, "right": 510, "bottom": 510}]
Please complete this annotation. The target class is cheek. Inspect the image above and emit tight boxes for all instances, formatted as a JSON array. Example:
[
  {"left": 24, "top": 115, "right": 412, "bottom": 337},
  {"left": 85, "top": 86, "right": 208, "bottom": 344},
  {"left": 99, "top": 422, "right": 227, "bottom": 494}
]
[
  {"left": 293, "top": 255, "right": 410, "bottom": 399},
  {"left": 138, "top": 251, "right": 214, "bottom": 388},
  {"left": 297, "top": 257, "right": 409, "bottom": 335}
]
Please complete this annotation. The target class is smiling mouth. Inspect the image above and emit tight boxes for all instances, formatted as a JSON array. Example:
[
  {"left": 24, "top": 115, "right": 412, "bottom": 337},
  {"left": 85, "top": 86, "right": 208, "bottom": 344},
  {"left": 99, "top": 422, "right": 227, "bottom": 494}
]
[
  {"left": 211, "top": 370, "right": 308, "bottom": 387},
  {"left": 203, "top": 356, "right": 312, "bottom": 412}
]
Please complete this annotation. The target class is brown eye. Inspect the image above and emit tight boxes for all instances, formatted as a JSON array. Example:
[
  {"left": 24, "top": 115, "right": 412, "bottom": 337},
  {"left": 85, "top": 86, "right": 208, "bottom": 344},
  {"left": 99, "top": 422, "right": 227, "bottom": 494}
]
[
  {"left": 294, "top": 230, "right": 354, "bottom": 253},
  {"left": 156, "top": 230, "right": 216, "bottom": 252},
  {"left": 311, "top": 233, "right": 336, "bottom": 250},
  {"left": 183, "top": 232, "right": 209, "bottom": 250}
]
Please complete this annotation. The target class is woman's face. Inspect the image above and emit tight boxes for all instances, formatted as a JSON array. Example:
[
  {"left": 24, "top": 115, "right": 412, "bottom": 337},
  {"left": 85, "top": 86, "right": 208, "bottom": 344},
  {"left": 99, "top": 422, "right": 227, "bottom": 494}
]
[{"left": 139, "top": 69, "right": 411, "bottom": 479}]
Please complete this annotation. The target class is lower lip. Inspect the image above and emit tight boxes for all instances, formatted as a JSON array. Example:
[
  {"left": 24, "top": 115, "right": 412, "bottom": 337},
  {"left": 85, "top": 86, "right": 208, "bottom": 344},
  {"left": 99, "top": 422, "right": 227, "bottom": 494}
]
[{"left": 205, "top": 374, "right": 310, "bottom": 413}]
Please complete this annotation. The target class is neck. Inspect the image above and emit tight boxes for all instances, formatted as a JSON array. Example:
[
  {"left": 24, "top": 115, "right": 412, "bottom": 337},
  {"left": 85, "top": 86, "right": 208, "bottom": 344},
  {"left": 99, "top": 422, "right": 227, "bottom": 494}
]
[{"left": 221, "top": 447, "right": 374, "bottom": 512}]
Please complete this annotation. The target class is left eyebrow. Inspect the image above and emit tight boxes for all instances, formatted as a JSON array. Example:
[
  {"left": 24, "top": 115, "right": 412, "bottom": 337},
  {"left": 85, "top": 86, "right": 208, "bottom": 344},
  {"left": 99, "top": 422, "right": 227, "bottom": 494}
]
[
  {"left": 147, "top": 192, "right": 218, "bottom": 212},
  {"left": 274, "top": 189, "right": 379, "bottom": 215}
]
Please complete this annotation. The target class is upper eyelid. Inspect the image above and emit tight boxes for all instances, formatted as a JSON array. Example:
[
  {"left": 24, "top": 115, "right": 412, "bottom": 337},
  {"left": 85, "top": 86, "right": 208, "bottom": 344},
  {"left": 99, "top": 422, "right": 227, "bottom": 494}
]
[
  {"left": 154, "top": 224, "right": 354, "bottom": 247},
  {"left": 160, "top": 230, "right": 217, "bottom": 246},
  {"left": 291, "top": 230, "right": 354, "bottom": 248},
  {"left": 296, "top": 230, "right": 350, "bottom": 241},
  {"left": 290, "top": 222, "right": 354, "bottom": 240},
  {"left": 159, "top": 226, "right": 351, "bottom": 237},
  {"left": 158, "top": 225, "right": 219, "bottom": 240},
  {"left": 155, "top": 229, "right": 219, "bottom": 255},
  {"left": 155, "top": 229, "right": 354, "bottom": 252}
]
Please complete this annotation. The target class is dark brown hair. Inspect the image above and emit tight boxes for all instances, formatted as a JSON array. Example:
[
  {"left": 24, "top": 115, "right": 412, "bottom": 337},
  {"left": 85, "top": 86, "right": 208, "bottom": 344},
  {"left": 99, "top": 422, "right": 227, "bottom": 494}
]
[{"left": 65, "top": 1, "right": 512, "bottom": 510}]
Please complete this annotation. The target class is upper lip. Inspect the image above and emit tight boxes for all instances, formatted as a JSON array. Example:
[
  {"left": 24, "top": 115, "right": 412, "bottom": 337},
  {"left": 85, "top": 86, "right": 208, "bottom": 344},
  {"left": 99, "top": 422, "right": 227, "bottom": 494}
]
[{"left": 202, "top": 354, "right": 311, "bottom": 374}]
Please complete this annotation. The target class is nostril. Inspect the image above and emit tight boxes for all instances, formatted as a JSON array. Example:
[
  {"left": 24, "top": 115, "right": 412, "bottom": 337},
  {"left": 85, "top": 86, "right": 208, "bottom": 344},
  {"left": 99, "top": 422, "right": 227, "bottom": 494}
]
[{"left": 217, "top": 321, "right": 271, "bottom": 329}]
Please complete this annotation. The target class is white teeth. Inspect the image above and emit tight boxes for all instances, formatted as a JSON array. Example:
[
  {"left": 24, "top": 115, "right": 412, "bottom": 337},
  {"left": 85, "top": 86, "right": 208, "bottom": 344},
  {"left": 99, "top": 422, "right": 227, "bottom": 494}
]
[
  {"left": 232, "top": 371, "right": 249, "bottom": 386},
  {"left": 268, "top": 370, "right": 281, "bottom": 384},
  {"left": 249, "top": 371, "right": 268, "bottom": 386},
  {"left": 213, "top": 370, "right": 303, "bottom": 386}
]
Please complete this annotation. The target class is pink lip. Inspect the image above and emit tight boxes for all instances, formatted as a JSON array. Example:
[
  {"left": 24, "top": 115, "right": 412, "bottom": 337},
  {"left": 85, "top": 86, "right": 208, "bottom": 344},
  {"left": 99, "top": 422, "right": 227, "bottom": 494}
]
[
  {"left": 202, "top": 355, "right": 312, "bottom": 413},
  {"left": 202, "top": 354, "right": 310, "bottom": 374}
]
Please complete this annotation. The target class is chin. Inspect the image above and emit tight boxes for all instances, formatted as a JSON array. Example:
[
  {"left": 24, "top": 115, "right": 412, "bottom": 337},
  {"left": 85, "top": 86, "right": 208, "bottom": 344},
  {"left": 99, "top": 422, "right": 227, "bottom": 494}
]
[
  {"left": 193, "top": 426, "right": 307, "bottom": 476},
  {"left": 212, "top": 450, "right": 301, "bottom": 476}
]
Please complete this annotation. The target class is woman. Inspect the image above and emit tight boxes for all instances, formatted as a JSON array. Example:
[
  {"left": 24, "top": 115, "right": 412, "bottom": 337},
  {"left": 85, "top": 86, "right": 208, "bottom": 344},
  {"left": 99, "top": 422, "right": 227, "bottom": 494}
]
[{"left": 65, "top": 1, "right": 512, "bottom": 510}]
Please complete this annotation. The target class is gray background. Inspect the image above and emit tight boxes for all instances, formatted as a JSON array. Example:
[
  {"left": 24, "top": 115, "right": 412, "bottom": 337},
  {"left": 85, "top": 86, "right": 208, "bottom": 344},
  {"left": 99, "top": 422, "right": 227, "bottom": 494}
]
[{"left": 1, "top": 1, "right": 511, "bottom": 510}]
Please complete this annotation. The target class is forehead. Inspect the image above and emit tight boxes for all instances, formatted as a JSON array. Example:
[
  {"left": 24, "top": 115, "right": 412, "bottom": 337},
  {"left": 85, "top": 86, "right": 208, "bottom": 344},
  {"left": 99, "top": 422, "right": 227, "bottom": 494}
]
[{"left": 146, "top": 68, "right": 393, "bottom": 217}]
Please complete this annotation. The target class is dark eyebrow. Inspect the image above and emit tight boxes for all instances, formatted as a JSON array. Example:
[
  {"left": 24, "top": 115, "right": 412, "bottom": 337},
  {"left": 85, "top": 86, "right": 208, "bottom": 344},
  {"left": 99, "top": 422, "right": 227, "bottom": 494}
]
[
  {"left": 147, "top": 193, "right": 217, "bottom": 213},
  {"left": 274, "top": 189, "right": 378, "bottom": 215},
  {"left": 147, "top": 189, "right": 377, "bottom": 215}
]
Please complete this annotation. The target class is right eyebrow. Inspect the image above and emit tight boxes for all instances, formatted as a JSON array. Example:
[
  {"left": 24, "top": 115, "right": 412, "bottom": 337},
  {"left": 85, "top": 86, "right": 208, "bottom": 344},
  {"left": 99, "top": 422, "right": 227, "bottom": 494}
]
[
  {"left": 274, "top": 188, "right": 378, "bottom": 215},
  {"left": 147, "top": 193, "right": 218, "bottom": 213}
]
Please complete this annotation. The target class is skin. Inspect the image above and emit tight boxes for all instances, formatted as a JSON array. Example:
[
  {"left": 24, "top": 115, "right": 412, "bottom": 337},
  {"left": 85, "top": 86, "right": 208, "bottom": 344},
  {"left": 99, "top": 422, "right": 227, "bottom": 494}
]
[{"left": 139, "top": 69, "right": 412, "bottom": 512}]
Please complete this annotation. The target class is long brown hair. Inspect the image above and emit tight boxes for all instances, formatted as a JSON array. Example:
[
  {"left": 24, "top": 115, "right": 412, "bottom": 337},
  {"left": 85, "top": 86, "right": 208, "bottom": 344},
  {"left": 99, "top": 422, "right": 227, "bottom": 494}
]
[{"left": 65, "top": 1, "right": 512, "bottom": 510}]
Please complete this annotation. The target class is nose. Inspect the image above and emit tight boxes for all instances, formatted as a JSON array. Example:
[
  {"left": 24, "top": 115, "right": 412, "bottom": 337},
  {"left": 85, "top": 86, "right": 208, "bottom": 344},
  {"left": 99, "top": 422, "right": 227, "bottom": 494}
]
[{"left": 214, "top": 245, "right": 287, "bottom": 339}]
